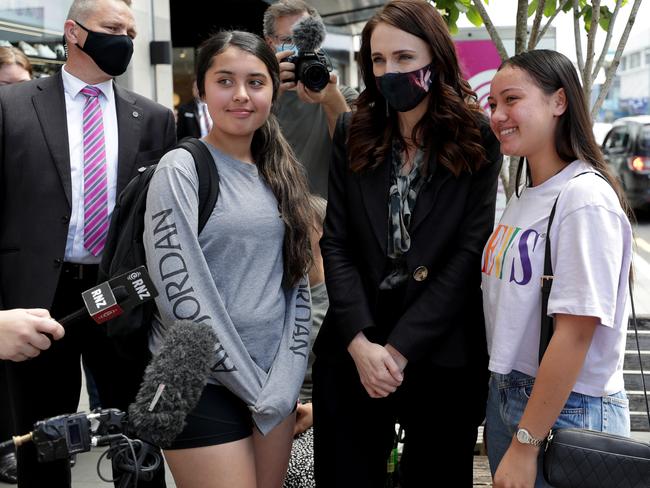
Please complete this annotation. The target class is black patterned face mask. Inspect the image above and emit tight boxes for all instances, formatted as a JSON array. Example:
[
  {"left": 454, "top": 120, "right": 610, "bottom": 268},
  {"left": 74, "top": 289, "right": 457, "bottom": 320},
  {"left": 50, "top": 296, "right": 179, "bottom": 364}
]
[{"left": 375, "top": 62, "right": 434, "bottom": 113}]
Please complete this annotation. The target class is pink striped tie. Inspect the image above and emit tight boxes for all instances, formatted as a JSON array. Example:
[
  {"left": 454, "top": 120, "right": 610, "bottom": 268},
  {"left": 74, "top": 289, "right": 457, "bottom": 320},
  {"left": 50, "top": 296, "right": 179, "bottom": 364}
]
[{"left": 81, "top": 85, "right": 108, "bottom": 256}]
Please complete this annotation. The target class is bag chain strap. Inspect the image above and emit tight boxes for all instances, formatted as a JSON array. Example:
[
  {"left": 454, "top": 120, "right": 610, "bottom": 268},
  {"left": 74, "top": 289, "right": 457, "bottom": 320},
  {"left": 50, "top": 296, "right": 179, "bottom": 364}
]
[
  {"left": 539, "top": 171, "right": 650, "bottom": 428},
  {"left": 629, "top": 280, "right": 650, "bottom": 426}
]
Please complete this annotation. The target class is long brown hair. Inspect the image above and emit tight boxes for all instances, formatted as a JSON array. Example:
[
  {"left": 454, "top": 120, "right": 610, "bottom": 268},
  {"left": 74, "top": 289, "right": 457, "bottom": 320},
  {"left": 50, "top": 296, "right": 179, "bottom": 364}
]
[
  {"left": 196, "top": 31, "right": 312, "bottom": 286},
  {"left": 504, "top": 50, "right": 631, "bottom": 215},
  {"left": 349, "top": 0, "right": 485, "bottom": 175}
]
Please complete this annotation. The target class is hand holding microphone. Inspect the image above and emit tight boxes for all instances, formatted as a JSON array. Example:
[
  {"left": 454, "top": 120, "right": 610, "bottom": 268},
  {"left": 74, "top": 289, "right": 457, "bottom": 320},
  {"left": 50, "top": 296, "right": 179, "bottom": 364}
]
[
  {"left": 1, "top": 266, "right": 157, "bottom": 362},
  {"left": 0, "top": 309, "right": 64, "bottom": 362}
]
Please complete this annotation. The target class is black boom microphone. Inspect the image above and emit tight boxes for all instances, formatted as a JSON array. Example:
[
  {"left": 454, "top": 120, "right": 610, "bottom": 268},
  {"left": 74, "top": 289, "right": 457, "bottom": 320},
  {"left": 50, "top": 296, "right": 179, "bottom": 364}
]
[
  {"left": 292, "top": 16, "right": 326, "bottom": 53},
  {"left": 288, "top": 16, "right": 331, "bottom": 92},
  {"left": 128, "top": 320, "right": 217, "bottom": 448},
  {"left": 58, "top": 266, "right": 158, "bottom": 327}
]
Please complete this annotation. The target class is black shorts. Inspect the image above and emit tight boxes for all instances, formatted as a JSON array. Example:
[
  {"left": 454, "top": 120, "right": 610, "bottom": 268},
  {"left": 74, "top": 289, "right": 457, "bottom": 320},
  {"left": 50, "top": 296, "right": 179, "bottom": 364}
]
[{"left": 166, "top": 384, "right": 253, "bottom": 450}]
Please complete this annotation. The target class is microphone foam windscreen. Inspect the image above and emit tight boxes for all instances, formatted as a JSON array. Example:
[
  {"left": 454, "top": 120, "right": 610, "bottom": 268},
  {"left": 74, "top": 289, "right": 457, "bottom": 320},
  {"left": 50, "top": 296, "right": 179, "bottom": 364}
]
[
  {"left": 291, "top": 16, "right": 326, "bottom": 53},
  {"left": 128, "top": 320, "right": 217, "bottom": 448}
]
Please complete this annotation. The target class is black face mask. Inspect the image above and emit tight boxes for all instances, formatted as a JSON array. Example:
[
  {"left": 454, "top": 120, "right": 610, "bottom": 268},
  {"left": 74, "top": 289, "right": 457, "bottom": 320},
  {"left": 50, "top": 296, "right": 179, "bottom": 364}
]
[
  {"left": 75, "top": 21, "right": 133, "bottom": 77},
  {"left": 375, "top": 62, "right": 434, "bottom": 113}
]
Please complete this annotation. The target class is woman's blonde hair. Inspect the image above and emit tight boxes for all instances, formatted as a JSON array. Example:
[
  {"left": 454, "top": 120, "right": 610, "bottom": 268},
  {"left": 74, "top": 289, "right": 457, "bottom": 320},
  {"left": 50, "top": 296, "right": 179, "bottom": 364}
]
[{"left": 0, "top": 46, "right": 32, "bottom": 76}]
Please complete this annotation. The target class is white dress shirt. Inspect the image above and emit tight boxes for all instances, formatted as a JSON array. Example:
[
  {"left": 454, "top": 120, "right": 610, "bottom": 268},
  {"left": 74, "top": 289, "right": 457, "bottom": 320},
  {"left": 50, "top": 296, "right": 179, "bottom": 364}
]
[{"left": 61, "top": 65, "right": 119, "bottom": 264}]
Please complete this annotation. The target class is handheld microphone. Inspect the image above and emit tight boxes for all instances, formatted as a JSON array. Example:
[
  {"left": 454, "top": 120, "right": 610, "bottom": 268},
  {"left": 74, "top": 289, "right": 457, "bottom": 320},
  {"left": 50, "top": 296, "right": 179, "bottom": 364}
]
[
  {"left": 291, "top": 16, "right": 326, "bottom": 53},
  {"left": 128, "top": 320, "right": 217, "bottom": 448},
  {"left": 58, "top": 266, "right": 158, "bottom": 327}
]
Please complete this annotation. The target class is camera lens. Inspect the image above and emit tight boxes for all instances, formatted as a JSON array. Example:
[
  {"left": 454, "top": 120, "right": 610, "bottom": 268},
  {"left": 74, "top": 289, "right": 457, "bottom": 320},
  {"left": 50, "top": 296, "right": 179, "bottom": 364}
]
[{"left": 301, "top": 61, "right": 329, "bottom": 92}]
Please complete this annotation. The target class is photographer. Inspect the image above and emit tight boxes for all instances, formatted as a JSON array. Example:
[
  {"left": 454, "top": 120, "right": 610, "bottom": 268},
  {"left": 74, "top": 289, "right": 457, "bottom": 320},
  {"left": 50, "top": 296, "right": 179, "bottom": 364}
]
[{"left": 263, "top": 0, "right": 358, "bottom": 198}]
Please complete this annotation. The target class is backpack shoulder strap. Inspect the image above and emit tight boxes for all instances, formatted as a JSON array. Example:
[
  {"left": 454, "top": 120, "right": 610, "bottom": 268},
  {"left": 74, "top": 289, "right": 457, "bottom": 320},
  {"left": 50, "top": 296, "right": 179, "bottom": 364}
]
[{"left": 177, "top": 138, "right": 220, "bottom": 233}]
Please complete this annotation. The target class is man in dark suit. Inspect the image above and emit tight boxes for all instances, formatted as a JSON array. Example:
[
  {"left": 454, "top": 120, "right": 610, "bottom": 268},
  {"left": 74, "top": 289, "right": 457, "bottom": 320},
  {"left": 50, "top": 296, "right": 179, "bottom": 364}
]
[
  {"left": 0, "top": 0, "right": 175, "bottom": 486},
  {"left": 176, "top": 81, "right": 211, "bottom": 140}
]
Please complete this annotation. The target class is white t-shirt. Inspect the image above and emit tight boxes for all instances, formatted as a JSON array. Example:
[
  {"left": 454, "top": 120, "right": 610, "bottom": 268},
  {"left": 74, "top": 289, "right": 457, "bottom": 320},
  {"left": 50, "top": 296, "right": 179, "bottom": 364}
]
[{"left": 482, "top": 160, "right": 633, "bottom": 396}]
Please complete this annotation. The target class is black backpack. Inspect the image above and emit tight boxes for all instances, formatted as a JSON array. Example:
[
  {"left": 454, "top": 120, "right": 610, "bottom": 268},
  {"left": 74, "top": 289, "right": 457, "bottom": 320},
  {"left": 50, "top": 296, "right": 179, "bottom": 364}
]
[{"left": 98, "top": 137, "right": 219, "bottom": 339}]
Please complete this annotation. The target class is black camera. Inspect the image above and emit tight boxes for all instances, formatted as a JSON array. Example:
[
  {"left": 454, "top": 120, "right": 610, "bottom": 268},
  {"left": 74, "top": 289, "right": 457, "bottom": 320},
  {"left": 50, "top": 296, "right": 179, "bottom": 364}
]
[
  {"left": 287, "top": 51, "right": 331, "bottom": 92},
  {"left": 30, "top": 409, "right": 125, "bottom": 463}
]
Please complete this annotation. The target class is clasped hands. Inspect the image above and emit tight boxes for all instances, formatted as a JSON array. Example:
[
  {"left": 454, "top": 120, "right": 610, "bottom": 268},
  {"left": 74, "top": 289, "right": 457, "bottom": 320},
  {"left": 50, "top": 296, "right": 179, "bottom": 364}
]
[{"left": 347, "top": 331, "right": 408, "bottom": 399}]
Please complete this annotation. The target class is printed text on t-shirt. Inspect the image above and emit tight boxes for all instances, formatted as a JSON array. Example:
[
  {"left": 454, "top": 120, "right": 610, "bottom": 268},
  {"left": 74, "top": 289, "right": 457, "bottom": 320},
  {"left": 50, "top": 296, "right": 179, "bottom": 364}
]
[{"left": 482, "top": 223, "right": 543, "bottom": 285}]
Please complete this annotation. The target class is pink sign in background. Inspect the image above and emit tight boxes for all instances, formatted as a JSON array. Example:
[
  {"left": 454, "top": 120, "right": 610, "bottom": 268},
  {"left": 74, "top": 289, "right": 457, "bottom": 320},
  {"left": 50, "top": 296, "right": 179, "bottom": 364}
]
[{"left": 455, "top": 40, "right": 503, "bottom": 111}]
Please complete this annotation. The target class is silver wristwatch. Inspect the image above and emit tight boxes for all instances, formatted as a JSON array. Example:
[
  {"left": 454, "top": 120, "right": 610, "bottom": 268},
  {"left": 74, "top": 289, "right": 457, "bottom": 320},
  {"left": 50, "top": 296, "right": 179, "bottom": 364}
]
[{"left": 515, "top": 428, "right": 546, "bottom": 447}]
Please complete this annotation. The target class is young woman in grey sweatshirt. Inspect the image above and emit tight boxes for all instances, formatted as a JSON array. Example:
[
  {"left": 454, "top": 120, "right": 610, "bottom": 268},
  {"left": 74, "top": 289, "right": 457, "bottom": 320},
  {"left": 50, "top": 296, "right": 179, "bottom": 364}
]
[{"left": 143, "top": 31, "right": 313, "bottom": 488}]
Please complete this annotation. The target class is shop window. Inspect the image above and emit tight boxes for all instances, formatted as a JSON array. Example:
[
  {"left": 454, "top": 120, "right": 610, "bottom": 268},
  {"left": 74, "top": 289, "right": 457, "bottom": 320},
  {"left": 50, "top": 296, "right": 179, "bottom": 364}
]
[{"left": 0, "top": 2, "right": 71, "bottom": 78}]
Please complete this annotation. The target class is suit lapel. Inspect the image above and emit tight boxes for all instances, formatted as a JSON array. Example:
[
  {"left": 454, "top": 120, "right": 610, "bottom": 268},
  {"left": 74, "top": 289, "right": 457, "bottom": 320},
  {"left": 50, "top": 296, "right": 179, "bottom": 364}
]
[
  {"left": 114, "top": 83, "right": 141, "bottom": 194},
  {"left": 32, "top": 72, "right": 72, "bottom": 207},
  {"left": 410, "top": 153, "right": 452, "bottom": 234},
  {"left": 359, "top": 159, "right": 390, "bottom": 255}
]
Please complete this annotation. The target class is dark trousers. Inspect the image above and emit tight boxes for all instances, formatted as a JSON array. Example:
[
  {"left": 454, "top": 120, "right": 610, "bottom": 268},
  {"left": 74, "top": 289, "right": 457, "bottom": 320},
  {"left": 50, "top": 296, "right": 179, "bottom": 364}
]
[
  {"left": 1, "top": 365, "right": 12, "bottom": 439},
  {"left": 4, "top": 265, "right": 165, "bottom": 488},
  {"left": 313, "top": 354, "right": 488, "bottom": 488}
]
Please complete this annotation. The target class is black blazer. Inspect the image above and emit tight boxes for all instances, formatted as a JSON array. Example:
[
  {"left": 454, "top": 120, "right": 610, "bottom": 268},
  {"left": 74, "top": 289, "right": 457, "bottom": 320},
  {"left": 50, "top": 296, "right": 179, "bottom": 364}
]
[
  {"left": 314, "top": 112, "right": 502, "bottom": 368},
  {"left": 176, "top": 100, "right": 202, "bottom": 140},
  {"left": 0, "top": 71, "right": 176, "bottom": 310}
]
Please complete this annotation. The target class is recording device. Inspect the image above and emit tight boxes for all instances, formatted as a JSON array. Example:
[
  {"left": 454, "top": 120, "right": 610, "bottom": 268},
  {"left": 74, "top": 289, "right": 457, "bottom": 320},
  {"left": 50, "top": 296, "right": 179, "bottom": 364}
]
[
  {"left": 128, "top": 320, "right": 217, "bottom": 448},
  {"left": 286, "top": 16, "right": 331, "bottom": 92},
  {"left": 0, "top": 409, "right": 126, "bottom": 462},
  {"left": 0, "top": 320, "right": 213, "bottom": 486},
  {"left": 0, "top": 409, "right": 161, "bottom": 487},
  {"left": 58, "top": 265, "right": 158, "bottom": 326}
]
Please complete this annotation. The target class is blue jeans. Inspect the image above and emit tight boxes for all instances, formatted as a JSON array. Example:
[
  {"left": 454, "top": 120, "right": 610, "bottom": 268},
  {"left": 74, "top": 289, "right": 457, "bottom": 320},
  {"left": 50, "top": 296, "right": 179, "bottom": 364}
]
[{"left": 485, "top": 370, "right": 630, "bottom": 488}]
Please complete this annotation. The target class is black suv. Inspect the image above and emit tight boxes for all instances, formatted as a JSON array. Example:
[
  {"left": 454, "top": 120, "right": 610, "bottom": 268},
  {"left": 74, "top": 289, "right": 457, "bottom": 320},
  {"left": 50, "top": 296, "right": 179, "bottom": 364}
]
[{"left": 602, "top": 116, "right": 650, "bottom": 209}]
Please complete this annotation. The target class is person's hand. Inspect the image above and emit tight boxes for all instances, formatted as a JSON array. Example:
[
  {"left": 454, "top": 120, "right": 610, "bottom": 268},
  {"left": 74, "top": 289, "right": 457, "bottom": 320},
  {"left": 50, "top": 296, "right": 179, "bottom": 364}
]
[
  {"left": 385, "top": 344, "right": 408, "bottom": 372},
  {"left": 0, "top": 309, "right": 65, "bottom": 362},
  {"left": 493, "top": 439, "right": 539, "bottom": 488},
  {"left": 296, "top": 73, "right": 346, "bottom": 108},
  {"left": 275, "top": 50, "right": 297, "bottom": 95},
  {"left": 296, "top": 72, "right": 351, "bottom": 137},
  {"left": 347, "top": 332, "right": 403, "bottom": 398},
  {"left": 294, "top": 402, "right": 313, "bottom": 436}
]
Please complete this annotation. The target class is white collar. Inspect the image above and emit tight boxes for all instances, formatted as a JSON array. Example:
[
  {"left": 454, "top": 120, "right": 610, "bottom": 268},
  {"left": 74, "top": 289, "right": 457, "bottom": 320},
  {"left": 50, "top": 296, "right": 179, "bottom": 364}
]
[{"left": 61, "top": 65, "right": 114, "bottom": 101}]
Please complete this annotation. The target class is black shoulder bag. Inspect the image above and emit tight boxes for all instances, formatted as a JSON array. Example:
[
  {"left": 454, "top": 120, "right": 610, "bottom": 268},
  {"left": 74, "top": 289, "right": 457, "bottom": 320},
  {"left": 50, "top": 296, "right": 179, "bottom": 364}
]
[{"left": 539, "top": 173, "right": 650, "bottom": 488}]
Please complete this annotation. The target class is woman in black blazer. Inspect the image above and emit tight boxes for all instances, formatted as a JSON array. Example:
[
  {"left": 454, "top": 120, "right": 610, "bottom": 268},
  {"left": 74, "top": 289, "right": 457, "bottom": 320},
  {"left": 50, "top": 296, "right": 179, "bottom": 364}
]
[{"left": 311, "top": 1, "right": 502, "bottom": 486}]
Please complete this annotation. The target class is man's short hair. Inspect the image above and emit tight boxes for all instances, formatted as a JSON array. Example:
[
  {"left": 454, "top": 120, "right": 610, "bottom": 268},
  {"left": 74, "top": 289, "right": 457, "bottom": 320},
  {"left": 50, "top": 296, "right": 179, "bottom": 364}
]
[
  {"left": 263, "top": 0, "right": 320, "bottom": 39},
  {"left": 67, "top": 0, "right": 131, "bottom": 22}
]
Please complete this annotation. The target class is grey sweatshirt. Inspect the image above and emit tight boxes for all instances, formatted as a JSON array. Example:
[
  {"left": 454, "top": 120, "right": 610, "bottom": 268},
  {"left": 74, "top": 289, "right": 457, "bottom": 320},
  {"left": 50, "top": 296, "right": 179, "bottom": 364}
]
[{"left": 143, "top": 142, "right": 311, "bottom": 434}]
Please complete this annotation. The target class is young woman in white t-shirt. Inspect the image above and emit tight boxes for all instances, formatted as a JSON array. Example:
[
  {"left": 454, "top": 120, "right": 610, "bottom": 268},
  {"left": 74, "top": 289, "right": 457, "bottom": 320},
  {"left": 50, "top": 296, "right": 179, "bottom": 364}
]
[{"left": 483, "top": 49, "right": 633, "bottom": 488}]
